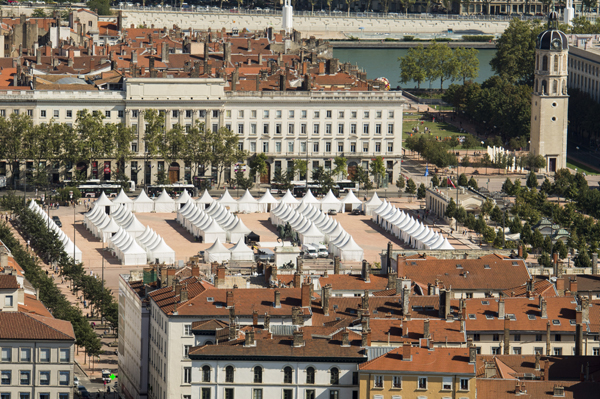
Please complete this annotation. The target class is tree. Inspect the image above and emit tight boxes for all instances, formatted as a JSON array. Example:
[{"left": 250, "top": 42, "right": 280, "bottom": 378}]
[
  {"left": 345, "top": 0, "right": 357, "bottom": 15},
  {"left": 399, "top": 46, "right": 427, "bottom": 89},
  {"left": 461, "top": 155, "right": 470, "bottom": 169},
  {"left": 481, "top": 198, "right": 495, "bottom": 216},
  {"left": 482, "top": 153, "right": 492, "bottom": 174},
  {"left": 468, "top": 177, "right": 478, "bottom": 190},
  {"left": 454, "top": 47, "right": 479, "bottom": 84},
  {"left": 502, "top": 178, "right": 514, "bottom": 195},
  {"left": 427, "top": 41, "right": 459, "bottom": 89},
  {"left": 490, "top": 18, "right": 545, "bottom": 84},
  {"left": 445, "top": 198, "right": 457, "bottom": 218},
  {"left": 211, "top": 127, "right": 247, "bottom": 187},
  {"left": 575, "top": 250, "right": 592, "bottom": 268},
  {"left": 86, "top": 0, "right": 111, "bottom": 14},
  {"left": 369, "top": 156, "right": 386, "bottom": 188},
  {"left": 462, "top": 135, "right": 480, "bottom": 152},
  {"left": 542, "top": 235, "right": 553, "bottom": 254},
  {"left": 395, "top": 177, "right": 405, "bottom": 190},
  {"left": 483, "top": 226, "right": 496, "bottom": 243},
  {"left": 554, "top": 240, "right": 568, "bottom": 259},
  {"left": 111, "top": 123, "right": 137, "bottom": 185},
  {"left": 333, "top": 156, "right": 347, "bottom": 180},
  {"left": 538, "top": 252, "right": 554, "bottom": 268},
  {"left": 234, "top": 171, "right": 254, "bottom": 190},
  {"left": 458, "top": 173, "right": 468, "bottom": 186},
  {"left": 272, "top": 168, "right": 293, "bottom": 191},
  {"left": 294, "top": 160, "right": 307, "bottom": 180},
  {"left": 0, "top": 114, "right": 32, "bottom": 188},
  {"left": 249, "top": 153, "right": 268, "bottom": 187},
  {"left": 531, "top": 229, "right": 544, "bottom": 252},
  {"left": 352, "top": 166, "right": 373, "bottom": 190},
  {"left": 494, "top": 229, "right": 505, "bottom": 248},
  {"left": 417, "top": 183, "right": 426, "bottom": 200},
  {"left": 431, "top": 174, "right": 440, "bottom": 187},
  {"left": 405, "top": 178, "right": 417, "bottom": 194},
  {"left": 526, "top": 170, "right": 538, "bottom": 189},
  {"left": 32, "top": 8, "right": 47, "bottom": 17},
  {"left": 312, "top": 167, "right": 336, "bottom": 194},
  {"left": 182, "top": 121, "right": 213, "bottom": 179}
]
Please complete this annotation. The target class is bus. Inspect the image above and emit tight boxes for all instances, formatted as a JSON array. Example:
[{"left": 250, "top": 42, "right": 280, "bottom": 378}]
[
  {"left": 78, "top": 184, "right": 122, "bottom": 198},
  {"left": 147, "top": 184, "right": 195, "bottom": 198},
  {"left": 336, "top": 180, "right": 359, "bottom": 193}
]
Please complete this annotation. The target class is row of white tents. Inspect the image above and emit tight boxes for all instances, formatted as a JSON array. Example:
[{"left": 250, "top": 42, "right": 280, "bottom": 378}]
[
  {"left": 92, "top": 189, "right": 192, "bottom": 214},
  {"left": 107, "top": 227, "right": 147, "bottom": 265},
  {"left": 28, "top": 200, "right": 82, "bottom": 262},
  {"left": 136, "top": 226, "right": 176, "bottom": 264},
  {"left": 273, "top": 189, "right": 363, "bottom": 213},
  {"left": 270, "top": 201, "right": 364, "bottom": 262},
  {"left": 176, "top": 200, "right": 252, "bottom": 243},
  {"left": 372, "top": 200, "right": 454, "bottom": 250},
  {"left": 204, "top": 237, "right": 255, "bottom": 263}
]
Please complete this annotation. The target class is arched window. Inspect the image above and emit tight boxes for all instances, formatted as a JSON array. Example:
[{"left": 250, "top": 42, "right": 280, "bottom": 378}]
[
  {"left": 536, "top": 54, "right": 539, "bottom": 70},
  {"left": 554, "top": 55, "right": 559, "bottom": 72},
  {"left": 283, "top": 366, "right": 293, "bottom": 384},
  {"left": 330, "top": 368, "right": 340, "bottom": 385},
  {"left": 253, "top": 366, "right": 262, "bottom": 383},
  {"left": 552, "top": 80, "right": 558, "bottom": 94},
  {"left": 306, "top": 367, "right": 315, "bottom": 384},
  {"left": 541, "top": 80, "right": 547, "bottom": 95},
  {"left": 535, "top": 79, "right": 538, "bottom": 93},
  {"left": 225, "top": 366, "right": 234, "bottom": 383},
  {"left": 542, "top": 55, "right": 548, "bottom": 71},
  {"left": 202, "top": 365, "right": 211, "bottom": 382}
]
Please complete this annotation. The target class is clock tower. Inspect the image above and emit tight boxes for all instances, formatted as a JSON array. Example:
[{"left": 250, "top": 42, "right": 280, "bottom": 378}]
[{"left": 530, "top": 11, "right": 569, "bottom": 173}]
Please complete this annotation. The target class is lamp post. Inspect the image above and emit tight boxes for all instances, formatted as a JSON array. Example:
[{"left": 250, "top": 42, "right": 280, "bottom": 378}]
[{"left": 70, "top": 191, "right": 75, "bottom": 262}]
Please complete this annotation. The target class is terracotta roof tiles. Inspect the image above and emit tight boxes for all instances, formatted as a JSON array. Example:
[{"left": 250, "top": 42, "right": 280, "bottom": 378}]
[{"left": 0, "top": 312, "right": 75, "bottom": 340}]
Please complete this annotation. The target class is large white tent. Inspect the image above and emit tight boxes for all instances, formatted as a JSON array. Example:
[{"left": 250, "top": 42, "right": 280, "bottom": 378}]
[
  {"left": 364, "top": 193, "right": 383, "bottom": 216},
  {"left": 280, "top": 189, "right": 299, "bottom": 206},
  {"left": 226, "top": 218, "right": 252, "bottom": 243},
  {"left": 146, "top": 238, "right": 176, "bottom": 264},
  {"left": 120, "top": 240, "right": 148, "bottom": 265},
  {"left": 96, "top": 216, "right": 120, "bottom": 243},
  {"left": 217, "top": 189, "right": 238, "bottom": 212},
  {"left": 196, "top": 190, "right": 214, "bottom": 209},
  {"left": 302, "top": 189, "right": 320, "bottom": 205},
  {"left": 229, "top": 238, "right": 254, "bottom": 261},
  {"left": 200, "top": 219, "right": 227, "bottom": 244},
  {"left": 237, "top": 189, "right": 259, "bottom": 213},
  {"left": 337, "top": 236, "right": 364, "bottom": 262},
  {"left": 298, "top": 221, "right": 325, "bottom": 244},
  {"left": 204, "top": 238, "right": 231, "bottom": 263},
  {"left": 257, "top": 191, "right": 279, "bottom": 213},
  {"left": 111, "top": 189, "right": 133, "bottom": 212},
  {"left": 175, "top": 190, "right": 193, "bottom": 209},
  {"left": 94, "top": 192, "right": 114, "bottom": 214},
  {"left": 132, "top": 190, "right": 154, "bottom": 213},
  {"left": 341, "top": 190, "right": 363, "bottom": 213},
  {"left": 154, "top": 189, "right": 177, "bottom": 213},
  {"left": 320, "top": 190, "right": 343, "bottom": 213}
]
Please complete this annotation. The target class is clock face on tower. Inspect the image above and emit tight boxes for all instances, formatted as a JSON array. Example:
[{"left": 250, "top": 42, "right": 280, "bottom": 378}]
[{"left": 551, "top": 39, "right": 561, "bottom": 50}]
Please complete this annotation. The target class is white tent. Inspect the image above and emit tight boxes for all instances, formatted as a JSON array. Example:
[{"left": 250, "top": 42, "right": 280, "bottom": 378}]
[
  {"left": 97, "top": 216, "right": 120, "bottom": 243},
  {"left": 434, "top": 237, "right": 454, "bottom": 250},
  {"left": 298, "top": 221, "right": 325, "bottom": 245},
  {"left": 257, "top": 191, "right": 279, "bottom": 213},
  {"left": 365, "top": 193, "right": 384, "bottom": 216},
  {"left": 237, "top": 189, "right": 260, "bottom": 213},
  {"left": 120, "top": 240, "right": 148, "bottom": 266},
  {"left": 229, "top": 238, "right": 254, "bottom": 261},
  {"left": 175, "top": 190, "right": 192, "bottom": 209},
  {"left": 147, "top": 238, "right": 176, "bottom": 264},
  {"left": 154, "top": 189, "right": 177, "bottom": 213},
  {"left": 280, "top": 189, "right": 300, "bottom": 205},
  {"left": 132, "top": 190, "right": 154, "bottom": 213},
  {"left": 111, "top": 189, "right": 133, "bottom": 212},
  {"left": 84, "top": 205, "right": 103, "bottom": 230},
  {"left": 226, "top": 218, "right": 252, "bottom": 243},
  {"left": 204, "top": 238, "right": 231, "bottom": 263},
  {"left": 340, "top": 190, "right": 362, "bottom": 213},
  {"left": 196, "top": 190, "right": 214, "bottom": 209},
  {"left": 302, "top": 189, "right": 320, "bottom": 204},
  {"left": 63, "top": 239, "right": 83, "bottom": 262},
  {"left": 122, "top": 214, "right": 147, "bottom": 237},
  {"left": 94, "top": 192, "right": 114, "bottom": 214},
  {"left": 338, "top": 236, "right": 364, "bottom": 262},
  {"left": 217, "top": 189, "right": 239, "bottom": 212},
  {"left": 199, "top": 219, "right": 227, "bottom": 244},
  {"left": 319, "top": 190, "right": 343, "bottom": 213}
]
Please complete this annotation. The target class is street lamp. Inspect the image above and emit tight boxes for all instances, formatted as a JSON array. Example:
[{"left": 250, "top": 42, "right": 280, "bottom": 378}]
[{"left": 70, "top": 191, "right": 75, "bottom": 262}]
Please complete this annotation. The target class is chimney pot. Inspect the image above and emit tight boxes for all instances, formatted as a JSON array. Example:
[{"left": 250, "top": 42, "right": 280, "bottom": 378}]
[{"left": 402, "top": 342, "right": 412, "bottom": 361}]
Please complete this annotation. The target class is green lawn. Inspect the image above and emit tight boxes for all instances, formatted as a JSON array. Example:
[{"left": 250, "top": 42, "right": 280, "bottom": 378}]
[
  {"left": 567, "top": 159, "right": 600, "bottom": 176},
  {"left": 402, "top": 119, "right": 485, "bottom": 149}
]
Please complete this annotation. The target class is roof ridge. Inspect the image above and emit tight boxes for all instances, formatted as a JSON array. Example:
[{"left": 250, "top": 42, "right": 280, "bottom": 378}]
[{"left": 23, "top": 313, "right": 74, "bottom": 340}]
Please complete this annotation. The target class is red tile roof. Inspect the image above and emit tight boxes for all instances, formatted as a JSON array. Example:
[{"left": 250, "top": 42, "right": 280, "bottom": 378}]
[
  {"left": 0, "top": 274, "right": 19, "bottom": 289},
  {"left": 18, "top": 293, "right": 53, "bottom": 318},
  {"left": 477, "top": 379, "right": 599, "bottom": 399},
  {"left": 0, "top": 312, "right": 75, "bottom": 340},
  {"left": 319, "top": 273, "right": 390, "bottom": 292}
]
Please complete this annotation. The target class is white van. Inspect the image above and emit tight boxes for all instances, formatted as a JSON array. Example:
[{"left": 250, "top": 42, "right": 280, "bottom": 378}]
[
  {"left": 313, "top": 243, "right": 329, "bottom": 258},
  {"left": 302, "top": 244, "right": 318, "bottom": 259}
]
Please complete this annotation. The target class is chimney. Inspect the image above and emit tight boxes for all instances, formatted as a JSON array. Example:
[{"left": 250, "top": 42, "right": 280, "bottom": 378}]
[
  {"left": 546, "top": 321, "right": 551, "bottom": 356},
  {"left": 362, "top": 289, "right": 369, "bottom": 311},
  {"left": 541, "top": 298, "right": 547, "bottom": 318},
  {"left": 362, "top": 260, "right": 371, "bottom": 282},
  {"left": 244, "top": 329, "right": 256, "bottom": 347},
  {"left": 498, "top": 299, "right": 505, "bottom": 319},
  {"left": 334, "top": 256, "right": 340, "bottom": 274},
  {"left": 215, "top": 266, "right": 226, "bottom": 289},
  {"left": 361, "top": 313, "right": 370, "bottom": 331},
  {"left": 36, "top": 49, "right": 41, "bottom": 65},
  {"left": 252, "top": 310, "right": 258, "bottom": 326},
  {"left": 318, "top": 61, "right": 325, "bottom": 75},
  {"left": 468, "top": 338, "right": 477, "bottom": 363},
  {"left": 293, "top": 329, "right": 304, "bottom": 347},
  {"left": 0, "top": 251, "right": 8, "bottom": 268},
  {"left": 593, "top": 253, "right": 598, "bottom": 275},
  {"left": 301, "top": 280, "right": 311, "bottom": 307},
  {"left": 402, "top": 342, "right": 412, "bottom": 361},
  {"left": 293, "top": 272, "right": 301, "bottom": 288},
  {"left": 302, "top": 61, "right": 308, "bottom": 75},
  {"left": 582, "top": 296, "right": 590, "bottom": 323},
  {"left": 279, "top": 73, "right": 286, "bottom": 92},
  {"left": 132, "top": 49, "right": 138, "bottom": 64},
  {"left": 553, "top": 386, "right": 565, "bottom": 397},
  {"left": 518, "top": 245, "right": 523, "bottom": 258},
  {"left": 570, "top": 277, "right": 578, "bottom": 294},
  {"left": 544, "top": 359, "right": 550, "bottom": 381},
  {"left": 424, "top": 319, "right": 430, "bottom": 339},
  {"left": 226, "top": 290, "right": 234, "bottom": 308},
  {"left": 223, "top": 42, "right": 231, "bottom": 64},
  {"left": 485, "top": 361, "right": 497, "bottom": 378},
  {"left": 161, "top": 42, "right": 169, "bottom": 63},
  {"left": 191, "top": 264, "right": 199, "bottom": 278},
  {"left": 274, "top": 290, "right": 281, "bottom": 308},
  {"left": 402, "top": 287, "right": 410, "bottom": 317},
  {"left": 255, "top": 74, "right": 260, "bottom": 91},
  {"left": 174, "top": 282, "right": 182, "bottom": 298},
  {"left": 342, "top": 329, "right": 350, "bottom": 347},
  {"left": 68, "top": 57, "right": 73, "bottom": 68},
  {"left": 361, "top": 330, "right": 371, "bottom": 347},
  {"left": 503, "top": 317, "right": 510, "bottom": 355},
  {"left": 575, "top": 322, "right": 583, "bottom": 356},
  {"left": 228, "top": 307, "right": 236, "bottom": 340},
  {"left": 247, "top": 38, "right": 251, "bottom": 52},
  {"left": 258, "top": 53, "right": 263, "bottom": 65},
  {"left": 535, "top": 352, "right": 541, "bottom": 370},
  {"left": 264, "top": 313, "right": 270, "bottom": 331},
  {"left": 321, "top": 284, "right": 331, "bottom": 316},
  {"left": 387, "top": 272, "right": 397, "bottom": 290},
  {"left": 180, "top": 287, "right": 188, "bottom": 302},
  {"left": 439, "top": 289, "right": 451, "bottom": 320}
]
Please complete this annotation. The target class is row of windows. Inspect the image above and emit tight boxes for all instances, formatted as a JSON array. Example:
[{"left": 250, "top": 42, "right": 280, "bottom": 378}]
[
  {"left": 39, "top": 110, "right": 125, "bottom": 119},
  {"left": 373, "top": 375, "right": 469, "bottom": 391},
  {"left": 198, "top": 388, "right": 343, "bottom": 399},
  {"left": 473, "top": 333, "right": 566, "bottom": 342},
  {"left": 0, "top": 393, "right": 69, "bottom": 399},
  {"left": 199, "top": 366, "right": 340, "bottom": 385},
  {"left": 0, "top": 348, "right": 70, "bottom": 363},
  {"left": 569, "top": 57, "right": 600, "bottom": 77},
  {"left": 0, "top": 370, "right": 70, "bottom": 386},
  {"left": 238, "top": 141, "right": 395, "bottom": 154},
  {"left": 229, "top": 122, "right": 395, "bottom": 136},
  {"left": 226, "top": 109, "right": 395, "bottom": 119}
]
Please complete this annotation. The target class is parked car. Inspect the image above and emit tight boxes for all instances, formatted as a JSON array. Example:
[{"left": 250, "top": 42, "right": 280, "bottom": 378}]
[
  {"left": 302, "top": 244, "right": 318, "bottom": 259},
  {"left": 328, "top": 209, "right": 337, "bottom": 215},
  {"left": 52, "top": 215, "right": 62, "bottom": 227},
  {"left": 73, "top": 377, "right": 80, "bottom": 387},
  {"left": 351, "top": 208, "right": 364, "bottom": 215}
]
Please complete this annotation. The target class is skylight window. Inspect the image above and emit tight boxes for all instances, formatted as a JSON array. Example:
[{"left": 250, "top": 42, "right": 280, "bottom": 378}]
[
  {"left": 481, "top": 301, "right": 490, "bottom": 305},
  {"left": 486, "top": 315, "right": 494, "bottom": 320},
  {"left": 484, "top": 264, "right": 491, "bottom": 269},
  {"left": 553, "top": 320, "right": 561, "bottom": 325},
  {"left": 207, "top": 297, "right": 214, "bottom": 302},
  {"left": 456, "top": 264, "right": 463, "bottom": 269},
  {"left": 528, "top": 315, "right": 536, "bottom": 320},
  {"left": 468, "top": 314, "right": 476, "bottom": 320}
]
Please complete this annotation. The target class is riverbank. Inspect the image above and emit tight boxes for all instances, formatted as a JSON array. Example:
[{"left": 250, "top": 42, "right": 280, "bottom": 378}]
[{"left": 331, "top": 41, "right": 496, "bottom": 49}]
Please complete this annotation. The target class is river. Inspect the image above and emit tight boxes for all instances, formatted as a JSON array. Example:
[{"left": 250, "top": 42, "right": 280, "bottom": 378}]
[{"left": 333, "top": 48, "right": 497, "bottom": 88}]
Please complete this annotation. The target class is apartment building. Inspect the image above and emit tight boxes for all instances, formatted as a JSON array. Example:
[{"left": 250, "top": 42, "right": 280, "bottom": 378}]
[{"left": 567, "top": 36, "right": 600, "bottom": 103}]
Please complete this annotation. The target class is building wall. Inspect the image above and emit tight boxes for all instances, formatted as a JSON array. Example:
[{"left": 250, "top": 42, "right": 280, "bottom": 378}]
[
  {"left": 118, "top": 275, "right": 150, "bottom": 399},
  {"left": 0, "top": 341, "right": 75, "bottom": 399},
  {"left": 568, "top": 45, "right": 600, "bottom": 103},
  {"left": 359, "top": 372, "right": 476, "bottom": 399},
  {"left": 467, "top": 332, "right": 599, "bottom": 356},
  {"left": 190, "top": 359, "right": 359, "bottom": 399}
]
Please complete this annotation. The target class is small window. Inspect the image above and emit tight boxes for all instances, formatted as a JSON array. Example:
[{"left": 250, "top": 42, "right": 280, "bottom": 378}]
[
  {"left": 252, "top": 389, "right": 263, "bottom": 399},
  {"left": 207, "top": 297, "right": 214, "bottom": 302},
  {"left": 4, "top": 295, "right": 13, "bottom": 307},
  {"left": 468, "top": 314, "right": 476, "bottom": 320},
  {"left": 306, "top": 367, "right": 315, "bottom": 384},
  {"left": 473, "top": 334, "right": 480, "bottom": 341},
  {"left": 314, "top": 111, "right": 320, "bottom": 118},
  {"left": 39, "top": 371, "right": 50, "bottom": 386},
  {"left": 225, "top": 366, "right": 234, "bottom": 383},
  {"left": 224, "top": 389, "right": 234, "bottom": 399},
  {"left": 1, "top": 348, "right": 11, "bottom": 362},
  {"left": 21, "top": 348, "right": 31, "bottom": 362},
  {"left": 460, "top": 378, "right": 469, "bottom": 391},
  {"left": 553, "top": 320, "right": 561, "bottom": 325},
  {"left": 418, "top": 376, "right": 427, "bottom": 389},
  {"left": 59, "top": 349, "right": 70, "bottom": 363},
  {"left": 484, "top": 264, "right": 491, "bottom": 269},
  {"left": 493, "top": 334, "right": 500, "bottom": 342},
  {"left": 554, "top": 347, "right": 562, "bottom": 356},
  {"left": 59, "top": 371, "right": 70, "bottom": 386},
  {"left": 105, "top": 110, "right": 111, "bottom": 118},
  {"left": 202, "top": 365, "right": 211, "bottom": 382},
  {"left": 456, "top": 264, "right": 463, "bottom": 269},
  {"left": 442, "top": 377, "right": 452, "bottom": 390},
  {"left": 555, "top": 334, "right": 562, "bottom": 342},
  {"left": 392, "top": 376, "right": 401, "bottom": 388},
  {"left": 201, "top": 388, "right": 211, "bottom": 399},
  {"left": 373, "top": 375, "right": 383, "bottom": 388},
  {"left": 364, "top": 111, "right": 370, "bottom": 118},
  {"left": 289, "top": 110, "right": 294, "bottom": 118},
  {"left": 283, "top": 367, "right": 293, "bottom": 384},
  {"left": 66, "top": 110, "right": 73, "bottom": 118},
  {"left": 39, "top": 349, "right": 50, "bottom": 362},
  {"left": 118, "top": 110, "right": 124, "bottom": 118},
  {"left": 528, "top": 314, "right": 536, "bottom": 320},
  {"left": 330, "top": 368, "right": 339, "bottom": 385},
  {"left": 53, "top": 110, "right": 59, "bottom": 118},
  {"left": 481, "top": 301, "right": 490, "bottom": 305},
  {"left": 20, "top": 370, "right": 30, "bottom": 385},
  {"left": 253, "top": 366, "right": 262, "bottom": 383},
  {"left": 184, "top": 367, "right": 191, "bottom": 384},
  {"left": 486, "top": 315, "right": 494, "bottom": 320},
  {"left": 184, "top": 345, "right": 191, "bottom": 358},
  {"left": 40, "top": 110, "right": 46, "bottom": 118},
  {"left": 1, "top": 371, "right": 11, "bottom": 385}
]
